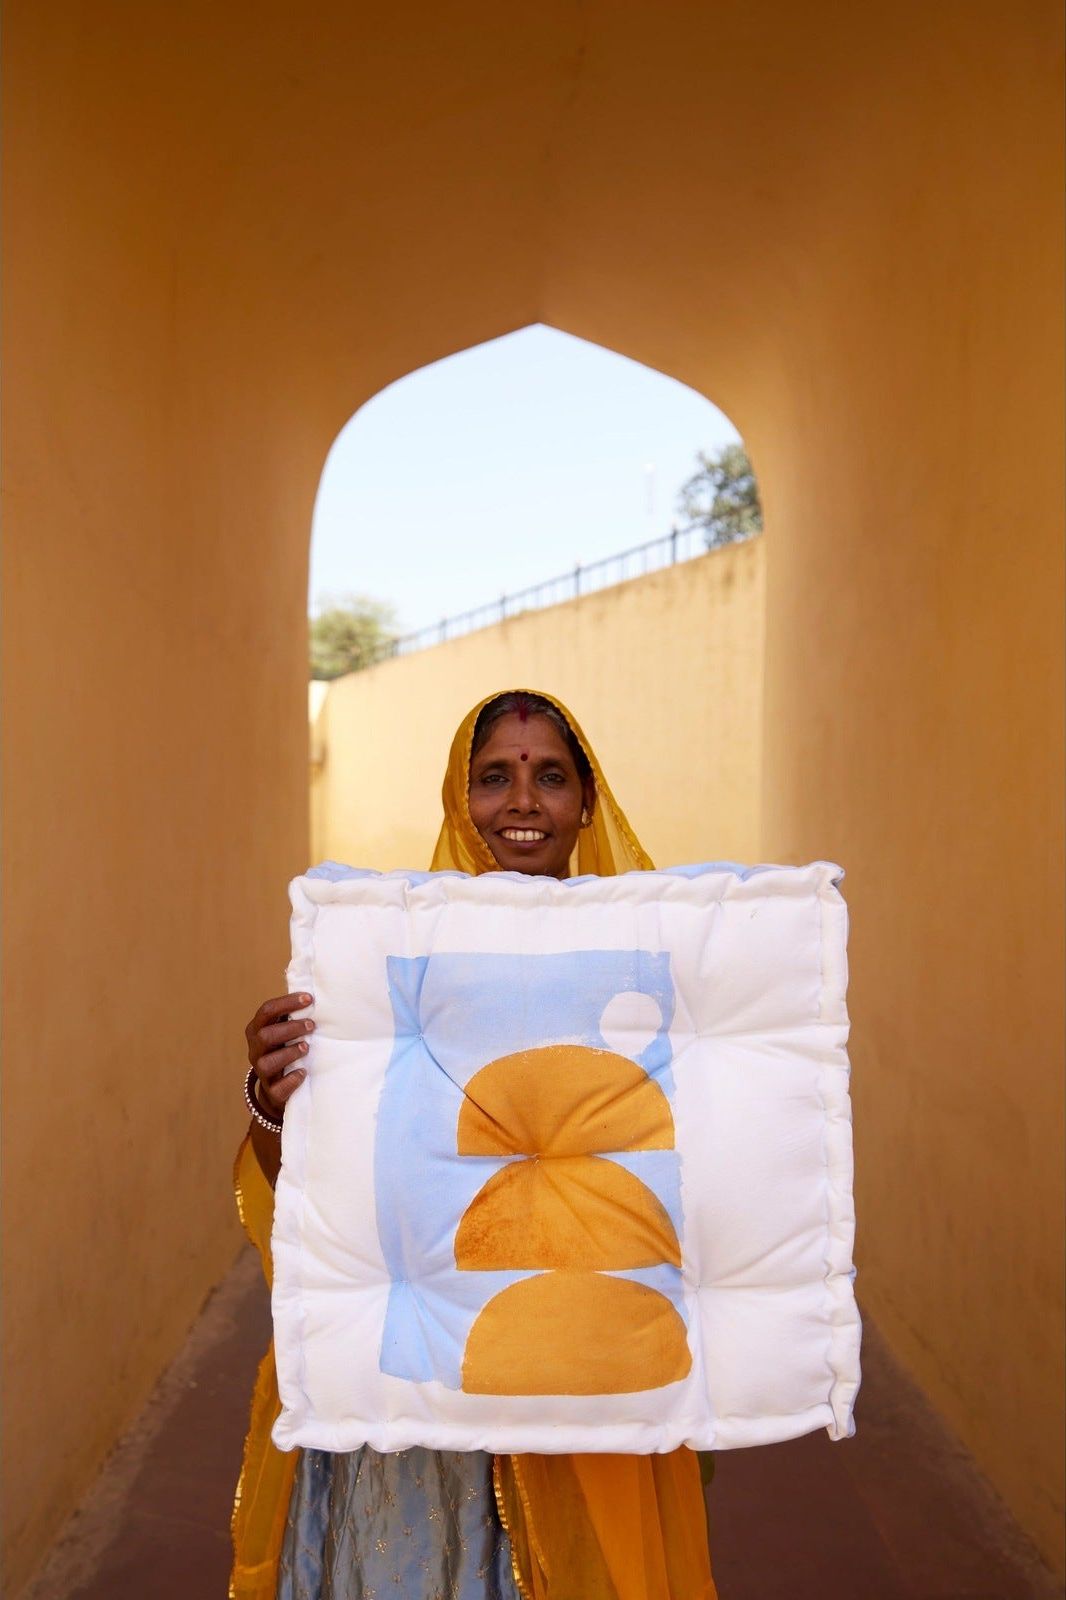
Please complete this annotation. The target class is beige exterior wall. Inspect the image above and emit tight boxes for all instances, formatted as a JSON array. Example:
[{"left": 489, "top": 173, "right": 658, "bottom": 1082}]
[
  {"left": 311, "top": 540, "right": 765, "bottom": 872},
  {"left": 3, "top": 0, "right": 1061, "bottom": 1589}
]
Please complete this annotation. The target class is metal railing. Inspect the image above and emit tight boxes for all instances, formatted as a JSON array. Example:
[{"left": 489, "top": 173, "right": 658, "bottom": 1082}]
[{"left": 371, "top": 523, "right": 744, "bottom": 664}]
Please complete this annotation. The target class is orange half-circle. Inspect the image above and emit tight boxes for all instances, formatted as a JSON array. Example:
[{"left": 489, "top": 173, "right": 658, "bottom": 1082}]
[
  {"left": 457, "top": 1045, "right": 674, "bottom": 1157},
  {"left": 455, "top": 1154, "right": 681, "bottom": 1271},
  {"left": 461, "top": 1272, "right": 692, "bottom": 1395}
]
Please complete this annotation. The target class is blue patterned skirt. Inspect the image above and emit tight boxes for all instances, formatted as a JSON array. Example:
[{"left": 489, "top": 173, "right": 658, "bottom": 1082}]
[{"left": 276, "top": 1446, "right": 523, "bottom": 1600}]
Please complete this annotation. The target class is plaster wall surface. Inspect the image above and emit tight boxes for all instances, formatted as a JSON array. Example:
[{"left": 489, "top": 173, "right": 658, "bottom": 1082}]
[
  {"left": 0, "top": 33, "right": 316, "bottom": 1597},
  {"left": 3, "top": 0, "right": 1062, "bottom": 1588}
]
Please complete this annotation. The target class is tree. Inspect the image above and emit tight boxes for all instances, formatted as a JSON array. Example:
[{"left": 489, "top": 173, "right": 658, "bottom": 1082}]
[
  {"left": 676, "top": 443, "right": 762, "bottom": 548},
  {"left": 309, "top": 594, "right": 397, "bottom": 680}
]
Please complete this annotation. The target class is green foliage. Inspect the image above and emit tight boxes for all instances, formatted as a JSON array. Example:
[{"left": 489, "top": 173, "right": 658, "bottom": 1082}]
[
  {"left": 676, "top": 442, "right": 763, "bottom": 548},
  {"left": 309, "top": 594, "right": 397, "bottom": 680}
]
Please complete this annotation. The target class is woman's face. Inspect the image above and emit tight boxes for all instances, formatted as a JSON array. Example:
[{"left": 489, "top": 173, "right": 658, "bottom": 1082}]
[{"left": 468, "top": 712, "right": 593, "bottom": 879}]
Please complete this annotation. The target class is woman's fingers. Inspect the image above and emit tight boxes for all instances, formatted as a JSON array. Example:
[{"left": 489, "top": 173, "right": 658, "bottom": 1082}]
[
  {"left": 246, "top": 993, "right": 314, "bottom": 1114},
  {"left": 255, "top": 1044, "right": 308, "bottom": 1110},
  {"left": 245, "top": 993, "right": 315, "bottom": 1066},
  {"left": 256, "top": 1038, "right": 309, "bottom": 1083},
  {"left": 260, "top": 991, "right": 313, "bottom": 1021},
  {"left": 252, "top": 1016, "right": 315, "bottom": 1058},
  {"left": 259, "top": 1066, "right": 306, "bottom": 1111},
  {"left": 245, "top": 992, "right": 313, "bottom": 1039}
]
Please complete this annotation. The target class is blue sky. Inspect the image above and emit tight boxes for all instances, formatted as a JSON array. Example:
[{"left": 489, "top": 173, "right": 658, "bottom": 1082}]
[{"left": 310, "top": 325, "right": 739, "bottom": 636}]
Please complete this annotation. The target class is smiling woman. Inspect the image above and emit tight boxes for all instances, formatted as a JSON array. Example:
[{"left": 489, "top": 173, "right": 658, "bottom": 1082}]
[
  {"left": 467, "top": 691, "right": 595, "bottom": 878},
  {"left": 235, "top": 688, "right": 714, "bottom": 1600}
]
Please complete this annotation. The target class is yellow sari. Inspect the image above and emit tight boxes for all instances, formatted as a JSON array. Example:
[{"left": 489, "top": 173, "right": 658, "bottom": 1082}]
[{"left": 231, "top": 689, "right": 716, "bottom": 1600}]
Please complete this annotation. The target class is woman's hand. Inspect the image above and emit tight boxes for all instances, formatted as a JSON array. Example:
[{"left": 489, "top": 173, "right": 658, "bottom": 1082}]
[{"left": 245, "top": 992, "right": 314, "bottom": 1118}]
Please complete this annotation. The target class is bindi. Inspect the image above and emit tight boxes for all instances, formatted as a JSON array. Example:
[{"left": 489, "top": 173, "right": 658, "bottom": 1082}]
[{"left": 520, "top": 751, "right": 529, "bottom": 761}]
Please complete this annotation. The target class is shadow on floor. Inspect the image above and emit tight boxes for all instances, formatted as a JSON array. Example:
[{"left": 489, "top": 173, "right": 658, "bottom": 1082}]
[{"left": 24, "top": 1249, "right": 1063, "bottom": 1600}]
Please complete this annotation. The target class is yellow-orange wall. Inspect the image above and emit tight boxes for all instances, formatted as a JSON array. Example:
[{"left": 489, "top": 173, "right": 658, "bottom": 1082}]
[
  {"left": 0, "top": 31, "right": 318, "bottom": 1592},
  {"left": 311, "top": 542, "right": 765, "bottom": 872},
  {"left": 3, "top": 0, "right": 1062, "bottom": 1590}
]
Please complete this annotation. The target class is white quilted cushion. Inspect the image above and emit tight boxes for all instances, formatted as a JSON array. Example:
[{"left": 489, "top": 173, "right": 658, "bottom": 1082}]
[{"left": 271, "top": 861, "right": 859, "bottom": 1454}]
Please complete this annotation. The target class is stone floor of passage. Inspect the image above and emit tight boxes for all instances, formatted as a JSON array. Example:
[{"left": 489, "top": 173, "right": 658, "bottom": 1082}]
[{"left": 22, "top": 1249, "right": 1064, "bottom": 1600}]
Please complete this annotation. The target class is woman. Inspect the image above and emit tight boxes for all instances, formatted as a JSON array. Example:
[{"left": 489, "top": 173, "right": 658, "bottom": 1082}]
[{"left": 232, "top": 690, "right": 716, "bottom": 1600}]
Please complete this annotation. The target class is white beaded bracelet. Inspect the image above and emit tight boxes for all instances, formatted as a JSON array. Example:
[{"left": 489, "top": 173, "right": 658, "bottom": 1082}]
[{"left": 244, "top": 1066, "right": 284, "bottom": 1133}]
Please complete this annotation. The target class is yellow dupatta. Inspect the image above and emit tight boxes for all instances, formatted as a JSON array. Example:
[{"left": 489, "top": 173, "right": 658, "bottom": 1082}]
[
  {"left": 230, "top": 1138, "right": 299, "bottom": 1599},
  {"left": 230, "top": 688, "right": 715, "bottom": 1600}
]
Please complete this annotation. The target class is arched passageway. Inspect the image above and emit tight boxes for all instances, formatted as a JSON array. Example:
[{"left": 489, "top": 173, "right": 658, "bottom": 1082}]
[
  {"left": 309, "top": 324, "right": 749, "bottom": 633},
  {"left": 2, "top": 2, "right": 1062, "bottom": 1591},
  {"left": 307, "top": 326, "right": 766, "bottom": 873}
]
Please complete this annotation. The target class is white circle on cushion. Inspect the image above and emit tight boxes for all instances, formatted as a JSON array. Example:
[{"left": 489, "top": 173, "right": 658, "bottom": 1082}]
[{"left": 598, "top": 990, "right": 664, "bottom": 1059}]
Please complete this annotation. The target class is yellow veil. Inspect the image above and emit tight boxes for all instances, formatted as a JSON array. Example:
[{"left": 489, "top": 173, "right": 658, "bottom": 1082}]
[
  {"left": 230, "top": 689, "right": 715, "bottom": 1600},
  {"left": 431, "top": 690, "right": 654, "bottom": 879}
]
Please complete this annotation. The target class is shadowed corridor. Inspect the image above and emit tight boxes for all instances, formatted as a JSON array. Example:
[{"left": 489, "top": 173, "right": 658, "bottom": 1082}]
[{"left": 24, "top": 1252, "right": 1062, "bottom": 1600}]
